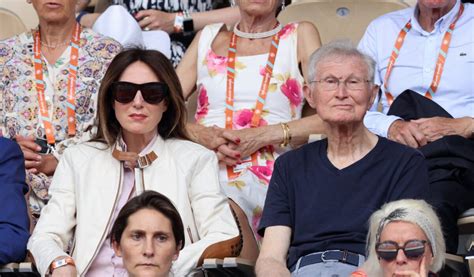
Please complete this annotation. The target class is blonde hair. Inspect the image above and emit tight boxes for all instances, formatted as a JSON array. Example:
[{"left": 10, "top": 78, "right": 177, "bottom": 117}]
[{"left": 362, "top": 199, "right": 445, "bottom": 275}]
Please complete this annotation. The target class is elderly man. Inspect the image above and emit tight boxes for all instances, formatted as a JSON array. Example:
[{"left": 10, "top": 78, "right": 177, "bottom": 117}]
[
  {"left": 255, "top": 42, "right": 430, "bottom": 276},
  {"left": 0, "top": 138, "right": 29, "bottom": 265},
  {"left": 358, "top": 0, "right": 474, "bottom": 253}
]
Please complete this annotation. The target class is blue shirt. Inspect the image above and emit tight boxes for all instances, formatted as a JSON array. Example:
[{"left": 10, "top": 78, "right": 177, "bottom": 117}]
[
  {"left": 258, "top": 137, "right": 429, "bottom": 269},
  {"left": 358, "top": 0, "right": 474, "bottom": 137},
  {"left": 0, "top": 137, "right": 29, "bottom": 265}
]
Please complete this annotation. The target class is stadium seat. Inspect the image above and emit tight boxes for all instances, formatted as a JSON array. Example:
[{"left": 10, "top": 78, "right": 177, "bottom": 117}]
[
  {"left": 0, "top": 262, "right": 39, "bottom": 276},
  {"left": 278, "top": 0, "right": 408, "bottom": 44},
  {"left": 0, "top": 8, "right": 26, "bottom": 40},
  {"left": 190, "top": 199, "right": 257, "bottom": 276},
  {"left": 0, "top": 0, "right": 38, "bottom": 30}
]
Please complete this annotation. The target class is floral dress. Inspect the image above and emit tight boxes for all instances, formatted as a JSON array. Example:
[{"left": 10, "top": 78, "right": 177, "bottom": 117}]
[
  {"left": 0, "top": 28, "right": 121, "bottom": 221},
  {"left": 196, "top": 22, "right": 304, "bottom": 238}
]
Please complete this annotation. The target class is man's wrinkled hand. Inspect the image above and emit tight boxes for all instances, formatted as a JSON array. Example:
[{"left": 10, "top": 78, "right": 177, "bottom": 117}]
[
  {"left": 388, "top": 120, "right": 427, "bottom": 148},
  {"left": 413, "top": 116, "right": 474, "bottom": 142}
]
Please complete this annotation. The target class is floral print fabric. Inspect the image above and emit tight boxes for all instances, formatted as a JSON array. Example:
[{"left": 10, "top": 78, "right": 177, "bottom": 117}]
[
  {"left": 196, "top": 23, "right": 304, "bottom": 239},
  {"left": 0, "top": 28, "right": 121, "bottom": 219}
]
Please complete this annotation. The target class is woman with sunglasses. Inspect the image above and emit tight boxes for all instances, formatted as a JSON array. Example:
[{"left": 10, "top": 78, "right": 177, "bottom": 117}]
[
  {"left": 351, "top": 199, "right": 445, "bottom": 277},
  {"left": 28, "top": 48, "right": 238, "bottom": 277}
]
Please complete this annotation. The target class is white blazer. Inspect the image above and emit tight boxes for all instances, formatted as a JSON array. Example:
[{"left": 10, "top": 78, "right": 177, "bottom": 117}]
[{"left": 28, "top": 136, "right": 238, "bottom": 276}]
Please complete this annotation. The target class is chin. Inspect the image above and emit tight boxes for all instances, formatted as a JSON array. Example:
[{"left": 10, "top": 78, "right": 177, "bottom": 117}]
[{"left": 132, "top": 268, "right": 166, "bottom": 277}]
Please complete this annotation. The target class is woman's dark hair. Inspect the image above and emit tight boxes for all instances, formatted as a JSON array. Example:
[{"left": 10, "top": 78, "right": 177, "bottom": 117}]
[
  {"left": 94, "top": 48, "right": 190, "bottom": 146},
  {"left": 110, "top": 190, "right": 185, "bottom": 249}
]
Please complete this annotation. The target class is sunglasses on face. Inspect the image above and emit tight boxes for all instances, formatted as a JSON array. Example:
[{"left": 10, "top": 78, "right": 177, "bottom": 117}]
[
  {"left": 376, "top": 240, "right": 428, "bottom": 261},
  {"left": 111, "top": 81, "right": 169, "bottom": 104}
]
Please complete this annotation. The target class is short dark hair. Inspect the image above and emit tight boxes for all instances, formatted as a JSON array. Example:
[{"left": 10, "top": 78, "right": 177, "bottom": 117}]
[
  {"left": 110, "top": 190, "right": 185, "bottom": 249},
  {"left": 94, "top": 48, "right": 189, "bottom": 146}
]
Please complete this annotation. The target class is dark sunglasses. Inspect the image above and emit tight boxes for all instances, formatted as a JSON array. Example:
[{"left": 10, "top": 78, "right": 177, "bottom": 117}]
[
  {"left": 111, "top": 81, "right": 169, "bottom": 104},
  {"left": 376, "top": 240, "right": 428, "bottom": 261}
]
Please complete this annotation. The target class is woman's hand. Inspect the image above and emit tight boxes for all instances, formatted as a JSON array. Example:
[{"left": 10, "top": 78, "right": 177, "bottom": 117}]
[
  {"left": 393, "top": 256, "right": 428, "bottom": 277},
  {"left": 221, "top": 128, "right": 266, "bottom": 159},
  {"left": 135, "top": 10, "right": 176, "bottom": 33},
  {"left": 36, "top": 154, "right": 58, "bottom": 176},
  {"left": 187, "top": 124, "right": 231, "bottom": 150},
  {"left": 15, "top": 135, "right": 58, "bottom": 175},
  {"left": 51, "top": 265, "right": 77, "bottom": 277},
  {"left": 15, "top": 135, "right": 42, "bottom": 173}
]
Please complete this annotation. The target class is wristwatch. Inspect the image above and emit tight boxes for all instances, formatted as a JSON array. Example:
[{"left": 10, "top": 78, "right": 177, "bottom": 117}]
[
  {"left": 182, "top": 10, "right": 194, "bottom": 35},
  {"left": 174, "top": 11, "right": 194, "bottom": 35},
  {"left": 50, "top": 257, "right": 75, "bottom": 272}
]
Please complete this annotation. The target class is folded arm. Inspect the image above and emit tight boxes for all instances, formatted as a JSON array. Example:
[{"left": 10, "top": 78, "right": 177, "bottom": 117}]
[{"left": 27, "top": 152, "right": 78, "bottom": 276}]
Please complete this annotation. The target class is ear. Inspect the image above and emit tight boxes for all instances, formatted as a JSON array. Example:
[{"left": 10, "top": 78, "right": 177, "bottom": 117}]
[
  {"left": 367, "top": 84, "right": 379, "bottom": 110},
  {"left": 112, "top": 240, "right": 123, "bottom": 257},
  {"left": 173, "top": 242, "right": 182, "bottom": 261},
  {"left": 303, "top": 84, "right": 317, "bottom": 110}
]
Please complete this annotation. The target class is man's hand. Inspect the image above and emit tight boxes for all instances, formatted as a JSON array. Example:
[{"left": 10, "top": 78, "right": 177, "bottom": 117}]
[
  {"left": 388, "top": 120, "right": 427, "bottom": 148},
  {"left": 15, "top": 135, "right": 42, "bottom": 173},
  {"left": 413, "top": 116, "right": 474, "bottom": 142},
  {"left": 135, "top": 10, "right": 176, "bottom": 33}
]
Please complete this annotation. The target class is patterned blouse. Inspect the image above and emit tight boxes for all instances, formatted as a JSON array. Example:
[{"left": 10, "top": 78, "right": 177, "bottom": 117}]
[{"left": 0, "top": 28, "right": 121, "bottom": 217}]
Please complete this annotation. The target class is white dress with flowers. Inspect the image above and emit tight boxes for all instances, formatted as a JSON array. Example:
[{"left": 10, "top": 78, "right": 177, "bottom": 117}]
[{"left": 195, "top": 23, "right": 304, "bottom": 239}]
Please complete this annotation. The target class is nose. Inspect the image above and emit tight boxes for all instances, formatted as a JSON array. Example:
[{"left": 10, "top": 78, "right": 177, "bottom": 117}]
[
  {"left": 132, "top": 90, "right": 145, "bottom": 108},
  {"left": 334, "top": 81, "right": 349, "bottom": 99},
  {"left": 395, "top": 249, "right": 408, "bottom": 264},
  {"left": 142, "top": 237, "right": 155, "bottom": 258}
]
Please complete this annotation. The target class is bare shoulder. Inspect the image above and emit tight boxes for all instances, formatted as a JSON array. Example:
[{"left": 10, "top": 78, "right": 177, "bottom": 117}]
[{"left": 296, "top": 21, "right": 320, "bottom": 37}]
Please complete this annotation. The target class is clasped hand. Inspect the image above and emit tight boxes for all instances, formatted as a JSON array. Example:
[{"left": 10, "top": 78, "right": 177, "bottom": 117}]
[
  {"left": 388, "top": 116, "right": 473, "bottom": 148},
  {"left": 194, "top": 125, "right": 265, "bottom": 166},
  {"left": 15, "top": 135, "right": 58, "bottom": 175}
]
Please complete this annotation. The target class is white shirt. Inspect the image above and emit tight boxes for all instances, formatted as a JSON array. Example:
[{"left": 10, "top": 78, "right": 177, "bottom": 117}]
[{"left": 358, "top": 0, "right": 474, "bottom": 137}]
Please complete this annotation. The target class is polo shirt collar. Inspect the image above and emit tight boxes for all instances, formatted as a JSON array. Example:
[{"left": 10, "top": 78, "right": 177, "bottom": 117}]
[{"left": 411, "top": 0, "right": 461, "bottom": 35}]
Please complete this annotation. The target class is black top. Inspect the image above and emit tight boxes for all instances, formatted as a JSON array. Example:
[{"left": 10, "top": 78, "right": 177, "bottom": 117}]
[{"left": 258, "top": 136, "right": 430, "bottom": 269}]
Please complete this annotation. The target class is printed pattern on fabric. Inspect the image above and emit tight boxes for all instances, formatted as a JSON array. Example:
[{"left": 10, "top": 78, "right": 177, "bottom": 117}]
[
  {"left": 196, "top": 22, "right": 304, "bottom": 239},
  {"left": 0, "top": 28, "right": 121, "bottom": 221},
  {"left": 113, "top": 0, "right": 213, "bottom": 66}
]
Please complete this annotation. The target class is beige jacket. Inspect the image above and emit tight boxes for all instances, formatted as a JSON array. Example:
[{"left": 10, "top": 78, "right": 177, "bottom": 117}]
[{"left": 27, "top": 136, "right": 238, "bottom": 276}]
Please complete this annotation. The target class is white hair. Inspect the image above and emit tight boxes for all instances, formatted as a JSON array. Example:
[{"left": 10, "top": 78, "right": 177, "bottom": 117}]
[
  {"left": 362, "top": 199, "right": 446, "bottom": 275},
  {"left": 307, "top": 40, "right": 376, "bottom": 84}
]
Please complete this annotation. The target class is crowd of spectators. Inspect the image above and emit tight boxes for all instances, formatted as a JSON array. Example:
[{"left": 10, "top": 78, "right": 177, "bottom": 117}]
[{"left": 0, "top": 0, "right": 472, "bottom": 276}]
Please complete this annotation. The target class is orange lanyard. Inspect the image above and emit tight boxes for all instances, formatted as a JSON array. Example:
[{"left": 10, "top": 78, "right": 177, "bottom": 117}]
[
  {"left": 225, "top": 32, "right": 280, "bottom": 129},
  {"left": 34, "top": 23, "right": 81, "bottom": 145},
  {"left": 225, "top": 31, "right": 280, "bottom": 179},
  {"left": 384, "top": 3, "right": 464, "bottom": 106}
]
